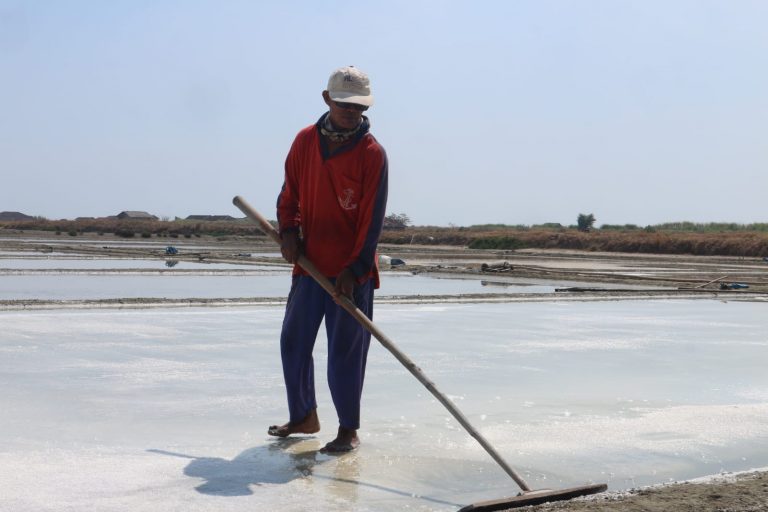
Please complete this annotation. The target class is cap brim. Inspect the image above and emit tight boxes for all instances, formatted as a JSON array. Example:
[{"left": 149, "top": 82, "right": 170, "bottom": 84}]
[{"left": 329, "top": 91, "right": 374, "bottom": 107}]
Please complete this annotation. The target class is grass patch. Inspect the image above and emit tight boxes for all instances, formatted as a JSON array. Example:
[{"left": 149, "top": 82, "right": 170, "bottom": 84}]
[{"left": 468, "top": 236, "right": 526, "bottom": 250}]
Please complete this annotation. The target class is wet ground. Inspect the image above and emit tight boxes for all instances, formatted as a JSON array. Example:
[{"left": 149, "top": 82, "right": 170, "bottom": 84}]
[{"left": 2, "top": 301, "right": 768, "bottom": 511}]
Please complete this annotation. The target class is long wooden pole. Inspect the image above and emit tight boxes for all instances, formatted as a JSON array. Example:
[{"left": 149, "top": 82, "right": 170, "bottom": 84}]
[{"left": 233, "top": 195, "right": 533, "bottom": 492}]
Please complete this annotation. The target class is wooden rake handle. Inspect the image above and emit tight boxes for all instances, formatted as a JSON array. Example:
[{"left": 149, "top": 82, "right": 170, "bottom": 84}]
[{"left": 232, "top": 195, "right": 532, "bottom": 492}]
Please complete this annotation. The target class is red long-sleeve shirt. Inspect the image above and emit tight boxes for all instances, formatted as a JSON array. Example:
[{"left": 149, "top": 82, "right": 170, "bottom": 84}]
[{"left": 277, "top": 115, "right": 388, "bottom": 288}]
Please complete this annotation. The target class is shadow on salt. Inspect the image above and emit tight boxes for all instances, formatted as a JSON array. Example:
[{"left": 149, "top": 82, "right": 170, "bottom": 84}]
[{"left": 148, "top": 439, "right": 466, "bottom": 508}]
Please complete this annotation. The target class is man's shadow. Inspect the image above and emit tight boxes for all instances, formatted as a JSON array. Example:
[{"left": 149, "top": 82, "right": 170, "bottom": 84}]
[
  {"left": 149, "top": 438, "right": 462, "bottom": 508},
  {"left": 149, "top": 438, "right": 325, "bottom": 496}
]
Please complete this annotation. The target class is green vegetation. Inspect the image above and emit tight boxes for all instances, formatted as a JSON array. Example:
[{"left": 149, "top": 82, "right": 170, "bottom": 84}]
[
  {"left": 468, "top": 236, "right": 526, "bottom": 250},
  {"left": 577, "top": 213, "right": 596, "bottom": 232},
  {"left": 601, "top": 224, "right": 641, "bottom": 231},
  {"left": 651, "top": 222, "right": 768, "bottom": 232},
  {"left": 383, "top": 213, "right": 411, "bottom": 230},
  {"left": 533, "top": 222, "right": 564, "bottom": 230},
  {"left": 468, "top": 223, "right": 530, "bottom": 231}
]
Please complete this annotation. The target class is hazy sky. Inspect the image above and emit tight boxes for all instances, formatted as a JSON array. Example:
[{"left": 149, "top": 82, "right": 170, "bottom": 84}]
[{"left": 1, "top": 1, "right": 766, "bottom": 227}]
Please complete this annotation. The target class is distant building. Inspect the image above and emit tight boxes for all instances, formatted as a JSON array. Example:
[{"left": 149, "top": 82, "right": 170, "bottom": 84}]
[
  {"left": 186, "top": 215, "right": 237, "bottom": 221},
  {"left": 0, "top": 211, "right": 33, "bottom": 221},
  {"left": 116, "top": 211, "right": 158, "bottom": 220}
]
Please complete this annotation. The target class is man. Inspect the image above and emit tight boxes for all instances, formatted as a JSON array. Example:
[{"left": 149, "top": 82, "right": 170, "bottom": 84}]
[{"left": 268, "top": 66, "right": 388, "bottom": 453}]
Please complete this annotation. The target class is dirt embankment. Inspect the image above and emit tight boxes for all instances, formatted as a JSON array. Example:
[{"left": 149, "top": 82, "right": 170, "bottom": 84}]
[
  {"left": 3, "top": 222, "right": 768, "bottom": 257},
  {"left": 518, "top": 470, "right": 768, "bottom": 512},
  {"left": 379, "top": 228, "right": 768, "bottom": 258}
]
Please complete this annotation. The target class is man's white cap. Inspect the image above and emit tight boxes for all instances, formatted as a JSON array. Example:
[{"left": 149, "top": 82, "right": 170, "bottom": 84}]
[{"left": 327, "top": 66, "right": 374, "bottom": 107}]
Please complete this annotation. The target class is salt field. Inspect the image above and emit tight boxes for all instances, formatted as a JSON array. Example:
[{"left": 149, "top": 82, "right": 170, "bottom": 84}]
[
  {"left": 1, "top": 299, "right": 767, "bottom": 512},
  {"left": 1, "top": 244, "right": 766, "bottom": 511},
  {"left": 0, "top": 253, "right": 656, "bottom": 301}
]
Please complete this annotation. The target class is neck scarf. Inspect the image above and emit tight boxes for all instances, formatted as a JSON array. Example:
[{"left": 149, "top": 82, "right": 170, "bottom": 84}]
[{"left": 320, "top": 113, "right": 365, "bottom": 143}]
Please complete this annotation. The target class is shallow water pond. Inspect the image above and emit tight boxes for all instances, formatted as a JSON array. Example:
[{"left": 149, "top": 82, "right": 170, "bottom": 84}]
[
  {"left": 0, "top": 251, "right": 658, "bottom": 300},
  {"left": 0, "top": 258, "right": 272, "bottom": 270},
  {"left": 0, "top": 270, "right": 649, "bottom": 301}
]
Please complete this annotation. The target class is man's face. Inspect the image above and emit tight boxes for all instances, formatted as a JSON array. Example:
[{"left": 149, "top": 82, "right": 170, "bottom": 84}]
[{"left": 323, "top": 91, "right": 367, "bottom": 131}]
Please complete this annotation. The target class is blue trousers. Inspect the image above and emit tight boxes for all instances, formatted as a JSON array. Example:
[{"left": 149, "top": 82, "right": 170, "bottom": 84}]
[{"left": 280, "top": 275, "right": 373, "bottom": 430}]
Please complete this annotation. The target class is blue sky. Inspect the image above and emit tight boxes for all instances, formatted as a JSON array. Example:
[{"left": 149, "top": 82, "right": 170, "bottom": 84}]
[{"left": 1, "top": 0, "right": 766, "bottom": 226}]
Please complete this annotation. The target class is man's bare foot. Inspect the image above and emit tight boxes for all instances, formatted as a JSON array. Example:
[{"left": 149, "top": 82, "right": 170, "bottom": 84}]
[
  {"left": 320, "top": 426, "right": 359, "bottom": 453},
  {"left": 268, "top": 409, "right": 320, "bottom": 438}
]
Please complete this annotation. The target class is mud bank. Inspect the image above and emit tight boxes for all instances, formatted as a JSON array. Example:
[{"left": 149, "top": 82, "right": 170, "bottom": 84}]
[{"left": 520, "top": 470, "right": 768, "bottom": 512}]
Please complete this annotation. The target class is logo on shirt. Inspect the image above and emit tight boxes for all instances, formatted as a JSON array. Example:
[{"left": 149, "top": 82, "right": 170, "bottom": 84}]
[{"left": 338, "top": 188, "right": 358, "bottom": 210}]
